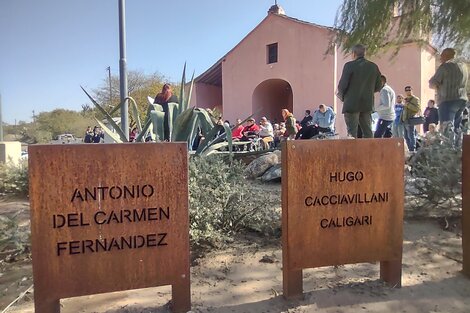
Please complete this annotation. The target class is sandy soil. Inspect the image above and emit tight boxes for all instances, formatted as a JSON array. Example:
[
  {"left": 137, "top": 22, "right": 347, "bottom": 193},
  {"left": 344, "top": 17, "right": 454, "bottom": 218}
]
[{"left": 1, "top": 198, "right": 469, "bottom": 313}]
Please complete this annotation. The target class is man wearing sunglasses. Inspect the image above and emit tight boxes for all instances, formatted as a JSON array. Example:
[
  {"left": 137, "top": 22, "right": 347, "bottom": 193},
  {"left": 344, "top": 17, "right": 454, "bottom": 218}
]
[{"left": 402, "top": 86, "right": 421, "bottom": 152}]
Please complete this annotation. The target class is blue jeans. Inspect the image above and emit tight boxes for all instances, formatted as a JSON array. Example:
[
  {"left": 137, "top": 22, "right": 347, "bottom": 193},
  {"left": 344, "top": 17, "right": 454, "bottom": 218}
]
[
  {"left": 439, "top": 100, "right": 467, "bottom": 131},
  {"left": 392, "top": 122, "right": 404, "bottom": 138},
  {"left": 403, "top": 123, "right": 416, "bottom": 151},
  {"left": 439, "top": 99, "right": 467, "bottom": 145},
  {"left": 374, "top": 119, "right": 393, "bottom": 138}
]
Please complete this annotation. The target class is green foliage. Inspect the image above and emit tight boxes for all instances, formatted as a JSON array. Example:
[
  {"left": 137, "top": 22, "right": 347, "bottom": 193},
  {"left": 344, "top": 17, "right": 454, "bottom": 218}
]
[
  {"left": 84, "top": 64, "right": 234, "bottom": 154},
  {"left": 0, "top": 211, "right": 30, "bottom": 261},
  {"left": 0, "top": 156, "right": 281, "bottom": 253},
  {"left": 0, "top": 160, "right": 29, "bottom": 198},
  {"left": 92, "top": 70, "right": 171, "bottom": 120},
  {"left": 20, "top": 127, "right": 52, "bottom": 144},
  {"left": 81, "top": 86, "right": 128, "bottom": 142},
  {"left": 18, "top": 109, "right": 94, "bottom": 143},
  {"left": 407, "top": 134, "right": 461, "bottom": 212},
  {"left": 189, "top": 156, "right": 280, "bottom": 248},
  {"left": 35, "top": 109, "right": 94, "bottom": 138},
  {"left": 334, "top": 0, "right": 470, "bottom": 56}
]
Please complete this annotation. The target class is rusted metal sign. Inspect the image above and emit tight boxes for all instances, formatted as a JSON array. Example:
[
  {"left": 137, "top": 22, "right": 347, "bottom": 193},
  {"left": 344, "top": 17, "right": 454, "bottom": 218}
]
[
  {"left": 282, "top": 139, "right": 404, "bottom": 298},
  {"left": 463, "top": 135, "right": 470, "bottom": 278},
  {"left": 29, "top": 143, "right": 190, "bottom": 312}
]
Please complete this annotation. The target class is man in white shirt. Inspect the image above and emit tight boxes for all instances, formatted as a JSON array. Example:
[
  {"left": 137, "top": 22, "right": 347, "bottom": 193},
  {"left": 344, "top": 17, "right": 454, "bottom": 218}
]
[
  {"left": 374, "top": 75, "right": 396, "bottom": 138},
  {"left": 259, "top": 116, "right": 274, "bottom": 149},
  {"left": 259, "top": 116, "right": 274, "bottom": 138}
]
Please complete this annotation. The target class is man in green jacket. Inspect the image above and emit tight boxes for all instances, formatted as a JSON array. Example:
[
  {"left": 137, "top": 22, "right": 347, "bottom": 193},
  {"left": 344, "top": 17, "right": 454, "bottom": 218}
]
[
  {"left": 401, "top": 86, "right": 421, "bottom": 152},
  {"left": 337, "top": 44, "right": 382, "bottom": 138}
]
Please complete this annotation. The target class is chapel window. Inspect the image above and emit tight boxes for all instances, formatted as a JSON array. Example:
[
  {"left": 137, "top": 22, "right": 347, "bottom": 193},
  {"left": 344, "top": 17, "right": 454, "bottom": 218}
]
[{"left": 267, "top": 43, "right": 278, "bottom": 64}]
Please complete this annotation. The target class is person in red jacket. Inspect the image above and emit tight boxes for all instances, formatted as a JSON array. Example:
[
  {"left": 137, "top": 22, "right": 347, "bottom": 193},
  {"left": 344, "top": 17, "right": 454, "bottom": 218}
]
[
  {"left": 240, "top": 118, "right": 260, "bottom": 150},
  {"left": 232, "top": 118, "right": 244, "bottom": 140},
  {"left": 241, "top": 118, "right": 260, "bottom": 140}
]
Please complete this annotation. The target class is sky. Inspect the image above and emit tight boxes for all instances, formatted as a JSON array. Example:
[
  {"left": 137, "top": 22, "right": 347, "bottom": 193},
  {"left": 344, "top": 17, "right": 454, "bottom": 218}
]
[{"left": 0, "top": 0, "right": 343, "bottom": 124}]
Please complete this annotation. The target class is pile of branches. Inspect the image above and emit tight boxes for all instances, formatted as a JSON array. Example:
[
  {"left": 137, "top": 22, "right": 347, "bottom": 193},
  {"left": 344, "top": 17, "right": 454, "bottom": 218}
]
[{"left": 407, "top": 135, "right": 462, "bottom": 215}]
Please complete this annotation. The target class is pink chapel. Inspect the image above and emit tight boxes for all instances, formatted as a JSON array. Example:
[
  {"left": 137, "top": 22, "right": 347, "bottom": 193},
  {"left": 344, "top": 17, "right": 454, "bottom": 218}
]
[{"left": 189, "top": 4, "right": 437, "bottom": 136}]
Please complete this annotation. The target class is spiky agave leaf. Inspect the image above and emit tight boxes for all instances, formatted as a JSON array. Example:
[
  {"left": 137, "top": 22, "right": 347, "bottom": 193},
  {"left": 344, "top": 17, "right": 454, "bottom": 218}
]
[
  {"left": 81, "top": 86, "right": 128, "bottom": 141},
  {"left": 197, "top": 111, "right": 262, "bottom": 156},
  {"left": 128, "top": 97, "right": 142, "bottom": 132},
  {"left": 201, "top": 142, "right": 231, "bottom": 157},
  {"left": 147, "top": 96, "right": 155, "bottom": 106},
  {"left": 170, "top": 103, "right": 180, "bottom": 127},
  {"left": 179, "top": 62, "right": 186, "bottom": 115},
  {"left": 94, "top": 118, "right": 123, "bottom": 143},
  {"left": 200, "top": 122, "right": 236, "bottom": 160},
  {"left": 108, "top": 103, "right": 121, "bottom": 116},
  {"left": 221, "top": 122, "right": 233, "bottom": 155},
  {"left": 172, "top": 108, "right": 198, "bottom": 142},
  {"left": 167, "top": 102, "right": 179, "bottom": 140},
  {"left": 150, "top": 110, "right": 165, "bottom": 142},
  {"left": 135, "top": 118, "right": 152, "bottom": 142},
  {"left": 195, "top": 109, "right": 215, "bottom": 137},
  {"left": 196, "top": 124, "right": 224, "bottom": 155},
  {"left": 183, "top": 70, "right": 195, "bottom": 112}
]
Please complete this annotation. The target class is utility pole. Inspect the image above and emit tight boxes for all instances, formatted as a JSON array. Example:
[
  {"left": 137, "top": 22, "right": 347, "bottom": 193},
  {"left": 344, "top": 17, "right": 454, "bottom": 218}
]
[
  {"left": 0, "top": 94, "right": 3, "bottom": 141},
  {"left": 107, "top": 66, "right": 112, "bottom": 108},
  {"left": 118, "top": 0, "right": 129, "bottom": 140}
]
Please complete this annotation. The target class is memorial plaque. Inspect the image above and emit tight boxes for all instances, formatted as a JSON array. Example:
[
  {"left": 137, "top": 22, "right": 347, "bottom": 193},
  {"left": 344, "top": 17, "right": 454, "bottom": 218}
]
[
  {"left": 282, "top": 139, "right": 404, "bottom": 298},
  {"left": 463, "top": 135, "right": 470, "bottom": 277},
  {"left": 29, "top": 143, "right": 190, "bottom": 313}
]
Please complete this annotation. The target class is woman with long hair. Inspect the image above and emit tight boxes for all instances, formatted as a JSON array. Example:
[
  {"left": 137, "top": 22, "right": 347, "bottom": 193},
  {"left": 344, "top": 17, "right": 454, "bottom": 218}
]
[
  {"left": 281, "top": 109, "right": 297, "bottom": 139},
  {"left": 154, "top": 83, "right": 178, "bottom": 141}
]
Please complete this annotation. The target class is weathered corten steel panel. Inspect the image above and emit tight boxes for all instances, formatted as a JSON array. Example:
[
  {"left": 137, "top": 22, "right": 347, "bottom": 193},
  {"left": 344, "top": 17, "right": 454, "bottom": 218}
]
[
  {"left": 463, "top": 135, "right": 470, "bottom": 277},
  {"left": 29, "top": 143, "right": 190, "bottom": 313},
  {"left": 282, "top": 139, "right": 404, "bottom": 298}
]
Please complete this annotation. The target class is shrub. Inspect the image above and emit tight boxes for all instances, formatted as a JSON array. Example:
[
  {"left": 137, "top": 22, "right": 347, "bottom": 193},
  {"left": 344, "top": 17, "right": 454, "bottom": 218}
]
[
  {"left": 0, "top": 160, "right": 29, "bottom": 198},
  {"left": 407, "top": 135, "right": 461, "bottom": 213},
  {"left": 0, "top": 155, "right": 282, "bottom": 251},
  {"left": 0, "top": 211, "right": 30, "bottom": 261},
  {"left": 189, "top": 155, "right": 280, "bottom": 248}
]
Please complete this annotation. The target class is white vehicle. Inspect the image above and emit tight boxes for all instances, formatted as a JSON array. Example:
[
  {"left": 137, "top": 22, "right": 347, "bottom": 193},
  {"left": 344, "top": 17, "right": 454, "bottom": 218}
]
[{"left": 20, "top": 150, "right": 28, "bottom": 160}]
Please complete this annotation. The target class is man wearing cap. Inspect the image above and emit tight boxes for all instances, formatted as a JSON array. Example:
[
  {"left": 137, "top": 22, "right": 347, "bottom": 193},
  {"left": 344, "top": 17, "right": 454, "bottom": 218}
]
[
  {"left": 241, "top": 118, "right": 260, "bottom": 141},
  {"left": 402, "top": 86, "right": 421, "bottom": 152},
  {"left": 337, "top": 44, "right": 382, "bottom": 138},
  {"left": 429, "top": 48, "right": 468, "bottom": 142},
  {"left": 240, "top": 118, "right": 260, "bottom": 151}
]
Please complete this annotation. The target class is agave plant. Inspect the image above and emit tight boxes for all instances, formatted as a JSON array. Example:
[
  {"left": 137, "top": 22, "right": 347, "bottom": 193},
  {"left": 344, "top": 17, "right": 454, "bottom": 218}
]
[{"left": 81, "top": 64, "right": 235, "bottom": 155}]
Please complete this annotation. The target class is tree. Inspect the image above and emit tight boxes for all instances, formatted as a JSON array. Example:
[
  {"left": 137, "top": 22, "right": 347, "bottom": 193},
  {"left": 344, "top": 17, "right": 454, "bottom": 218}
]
[
  {"left": 81, "top": 103, "right": 93, "bottom": 116},
  {"left": 333, "top": 0, "right": 470, "bottom": 56},
  {"left": 20, "top": 109, "right": 94, "bottom": 143},
  {"left": 91, "top": 70, "right": 177, "bottom": 122}
]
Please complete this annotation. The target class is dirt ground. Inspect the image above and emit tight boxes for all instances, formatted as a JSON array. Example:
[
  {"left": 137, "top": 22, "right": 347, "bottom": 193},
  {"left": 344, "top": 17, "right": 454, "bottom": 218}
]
[{"left": 1, "top": 194, "right": 469, "bottom": 313}]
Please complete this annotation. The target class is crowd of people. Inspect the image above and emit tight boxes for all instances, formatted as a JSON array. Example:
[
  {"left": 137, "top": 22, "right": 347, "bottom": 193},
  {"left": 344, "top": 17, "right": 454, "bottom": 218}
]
[
  {"left": 337, "top": 45, "right": 468, "bottom": 152},
  {"left": 83, "top": 126, "right": 104, "bottom": 143},
  {"left": 85, "top": 45, "right": 468, "bottom": 154},
  {"left": 227, "top": 105, "right": 336, "bottom": 151}
]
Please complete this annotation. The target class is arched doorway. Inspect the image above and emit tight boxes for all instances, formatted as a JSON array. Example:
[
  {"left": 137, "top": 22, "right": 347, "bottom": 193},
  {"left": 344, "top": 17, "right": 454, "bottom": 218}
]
[{"left": 252, "top": 79, "right": 293, "bottom": 124}]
